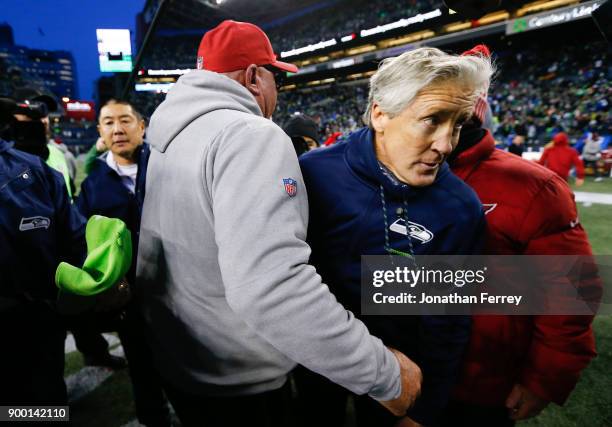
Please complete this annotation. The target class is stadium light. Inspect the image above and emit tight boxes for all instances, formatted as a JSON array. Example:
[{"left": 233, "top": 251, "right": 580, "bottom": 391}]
[{"left": 215, "top": 0, "right": 225, "bottom": 4}]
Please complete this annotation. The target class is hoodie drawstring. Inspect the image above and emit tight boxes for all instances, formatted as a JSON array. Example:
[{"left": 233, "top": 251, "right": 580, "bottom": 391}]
[{"left": 379, "top": 184, "right": 417, "bottom": 266}]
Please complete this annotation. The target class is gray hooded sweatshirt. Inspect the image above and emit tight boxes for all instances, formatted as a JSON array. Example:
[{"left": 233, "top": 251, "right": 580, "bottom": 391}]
[{"left": 136, "top": 70, "right": 400, "bottom": 399}]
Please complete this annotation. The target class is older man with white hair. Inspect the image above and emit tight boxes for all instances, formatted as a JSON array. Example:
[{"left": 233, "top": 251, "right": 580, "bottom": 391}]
[{"left": 297, "top": 47, "right": 494, "bottom": 427}]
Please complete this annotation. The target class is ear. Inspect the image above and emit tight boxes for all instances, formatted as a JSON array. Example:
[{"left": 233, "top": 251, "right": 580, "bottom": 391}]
[
  {"left": 138, "top": 119, "right": 145, "bottom": 138},
  {"left": 370, "top": 103, "right": 388, "bottom": 134},
  {"left": 244, "top": 64, "right": 261, "bottom": 97}
]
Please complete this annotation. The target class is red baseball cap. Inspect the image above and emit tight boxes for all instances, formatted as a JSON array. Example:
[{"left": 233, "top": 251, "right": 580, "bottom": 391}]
[
  {"left": 196, "top": 20, "right": 298, "bottom": 74},
  {"left": 461, "top": 44, "right": 491, "bottom": 125}
]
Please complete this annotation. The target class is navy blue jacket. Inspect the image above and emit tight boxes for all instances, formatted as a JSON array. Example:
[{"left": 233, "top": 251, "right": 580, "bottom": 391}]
[
  {"left": 299, "top": 128, "right": 484, "bottom": 425},
  {"left": 0, "top": 139, "right": 86, "bottom": 302},
  {"left": 76, "top": 143, "right": 150, "bottom": 283}
]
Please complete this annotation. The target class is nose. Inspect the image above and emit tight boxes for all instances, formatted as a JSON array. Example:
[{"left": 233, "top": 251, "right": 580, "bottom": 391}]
[
  {"left": 112, "top": 121, "right": 125, "bottom": 135},
  {"left": 431, "top": 126, "right": 455, "bottom": 157}
]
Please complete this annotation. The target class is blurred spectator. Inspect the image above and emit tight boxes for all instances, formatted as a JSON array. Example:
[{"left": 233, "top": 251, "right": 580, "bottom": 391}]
[
  {"left": 508, "top": 135, "right": 524, "bottom": 157},
  {"left": 582, "top": 131, "right": 604, "bottom": 181},
  {"left": 538, "top": 132, "right": 585, "bottom": 185},
  {"left": 283, "top": 113, "right": 320, "bottom": 156},
  {"left": 276, "top": 83, "right": 367, "bottom": 141},
  {"left": 12, "top": 87, "right": 76, "bottom": 196}
]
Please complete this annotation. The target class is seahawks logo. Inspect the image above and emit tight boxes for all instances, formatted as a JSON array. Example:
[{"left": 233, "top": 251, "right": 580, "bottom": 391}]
[
  {"left": 389, "top": 219, "right": 434, "bottom": 243},
  {"left": 19, "top": 216, "right": 51, "bottom": 231}
]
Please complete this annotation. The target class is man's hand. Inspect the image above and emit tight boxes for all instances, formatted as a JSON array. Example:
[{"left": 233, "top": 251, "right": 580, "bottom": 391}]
[
  {"left": 95, "top": 137, "right": 108, "bottom": 153},
  {"left": 505, "top": 384, "right": 549, "bottom": 420},
  {"left": 378, "top": 347, "right": 422, "bottom": 417},
  {"left": 575, "top": 178, "right": 585, "bottom": 187}
]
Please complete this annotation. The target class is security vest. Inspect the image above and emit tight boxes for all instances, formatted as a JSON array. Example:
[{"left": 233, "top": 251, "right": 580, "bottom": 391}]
[{"left": 46, "top": 143, "right": 72, "bottom": 198}]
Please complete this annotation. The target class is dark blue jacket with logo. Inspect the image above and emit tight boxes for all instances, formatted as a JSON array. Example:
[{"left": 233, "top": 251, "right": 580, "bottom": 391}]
[
  {"left": 0, "top": 139, "right": 86, "bottom": 302},
  {"left": 76, "top": 143, "right": 150, "bottom": 283},
  {"left": 299, "top": 128, "right": 484, "bottom": 425}
]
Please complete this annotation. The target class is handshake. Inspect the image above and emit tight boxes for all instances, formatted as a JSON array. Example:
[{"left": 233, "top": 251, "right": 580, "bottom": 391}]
[{"left": 379, "top": 348, "right": 423, "bottom": 426}]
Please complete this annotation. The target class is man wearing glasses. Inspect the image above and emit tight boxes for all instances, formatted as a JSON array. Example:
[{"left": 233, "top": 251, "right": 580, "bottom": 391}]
[{"left": 136, "top": 20, "right": 420, "bottom": 427}]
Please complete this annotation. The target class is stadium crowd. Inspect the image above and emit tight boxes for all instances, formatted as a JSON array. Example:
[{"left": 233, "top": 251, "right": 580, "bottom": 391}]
[
  {"left": 275, "top": 40, "right": 611, "bottom": 145},
  {"left": 267, "top": 0, "right": 442, "bottom": 53},
  {"left": 134, "top": 33, "right": 611, "bottom": 149},
  {"left": 140, "top": 0, "right": 442, "bottom": 69}
]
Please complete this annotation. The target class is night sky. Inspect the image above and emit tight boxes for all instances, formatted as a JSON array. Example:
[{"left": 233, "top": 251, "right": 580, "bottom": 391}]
[{"left": 3, "top": 0, "right": 146, "bottom": 100}]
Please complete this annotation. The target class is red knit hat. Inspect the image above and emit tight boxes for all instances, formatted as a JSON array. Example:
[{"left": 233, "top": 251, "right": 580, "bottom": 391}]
[
  {"left": 196, "top": 20, "right": 298, "bottom": 74},
  {"left": 461, "top": 44, "right": 491, "bottom": 125}
]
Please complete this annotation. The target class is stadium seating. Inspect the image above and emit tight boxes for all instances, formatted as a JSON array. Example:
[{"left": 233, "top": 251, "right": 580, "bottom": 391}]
[
  {"left": 140, "top": 0, "right": 443, "bottom": 70},
  {"left": 275, "top": 40, "right": 611, "bottom": 144},
  {"left": 133, "top": 3, "right": 611, "bottom": 146}
]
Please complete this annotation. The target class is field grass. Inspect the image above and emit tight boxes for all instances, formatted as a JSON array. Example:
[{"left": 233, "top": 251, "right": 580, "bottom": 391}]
[
  {"left": 70, "top": 370, "right": 136, "bottom": 427},
  {"left": 519, "top": 199, "right": 612, "bottom": 427},
  {"left": 570, "top": 176, "right": 612, "bottom": 194},
  {"left": 577, "top": 203, "right": 612, "bottom": 254}
]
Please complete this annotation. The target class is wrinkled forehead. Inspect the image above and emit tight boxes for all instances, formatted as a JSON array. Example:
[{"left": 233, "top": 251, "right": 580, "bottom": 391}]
[{"left": 410, "top": 80, "right": 479, "bottom": 114}]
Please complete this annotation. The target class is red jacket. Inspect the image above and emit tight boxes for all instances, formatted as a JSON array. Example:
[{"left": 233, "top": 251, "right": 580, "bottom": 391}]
[
  {"left": 449, "top": 131, "right": 597, "bottom": 406},
  {"left": 538, "top": 132, "right": 585, "bottom": 180}
]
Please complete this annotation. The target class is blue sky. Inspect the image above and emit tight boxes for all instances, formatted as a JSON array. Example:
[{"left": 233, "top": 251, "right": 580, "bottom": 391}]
[{"left": 3, "top": 0, "right": 146, "bottom": 99}]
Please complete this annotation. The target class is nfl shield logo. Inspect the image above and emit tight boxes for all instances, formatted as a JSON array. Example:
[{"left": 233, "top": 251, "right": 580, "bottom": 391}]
[{"left": 283, "top": 178, "right": 297, "bottom": 197}]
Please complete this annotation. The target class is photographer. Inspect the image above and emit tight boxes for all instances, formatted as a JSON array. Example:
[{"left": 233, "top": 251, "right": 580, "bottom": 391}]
[
  {"left": 9, "top": 89, "right": 128, "bottom": 370},
  {"left": 0, "top": 96, "right": 87, "bottom": 405},
  {"left": 11, "top": 88, "right": 75, "bottom": 196}
]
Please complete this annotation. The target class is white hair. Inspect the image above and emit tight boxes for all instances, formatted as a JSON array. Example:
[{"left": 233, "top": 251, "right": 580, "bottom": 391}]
[{"left": 363, "top": 47, "right": 495, "bottom": 127}]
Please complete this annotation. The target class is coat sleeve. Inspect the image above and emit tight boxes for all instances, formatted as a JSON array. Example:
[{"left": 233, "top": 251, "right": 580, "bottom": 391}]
[
  {"left": 211, "top": 119, "right": 401, "bottom": 401},
  {"left": 44, "top": 161, "right": 87, "bottom": 267},
  {"left": 517, "top": 174, "right": 598, "bottom": 404},
  {"left": 572, "top": 150, "right": 585, "bottom": 179},
  {"left": 75, "top": 178, "right": 92, "bottom": 219},
  {"left": 83, "top": 144, "right": 102, "bottom": 175}
]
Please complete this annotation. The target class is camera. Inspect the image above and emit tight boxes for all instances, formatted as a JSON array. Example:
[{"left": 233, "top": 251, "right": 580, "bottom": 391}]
[
  {"left": 0, "top": 97, "right": 49, "bottom": 125},
  {"left": 0, "top": 97, "right": 49, "bottom": 159}
]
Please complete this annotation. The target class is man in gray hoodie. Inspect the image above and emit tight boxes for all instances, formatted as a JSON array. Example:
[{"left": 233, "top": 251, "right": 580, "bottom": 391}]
[{"left": 136, "top": 19, "right": 421, "bottom": 427}]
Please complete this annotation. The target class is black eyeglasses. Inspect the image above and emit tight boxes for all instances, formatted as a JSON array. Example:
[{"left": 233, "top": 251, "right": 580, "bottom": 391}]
[{"left": 261, "top": 64, "right": 287, "bottom": 90}]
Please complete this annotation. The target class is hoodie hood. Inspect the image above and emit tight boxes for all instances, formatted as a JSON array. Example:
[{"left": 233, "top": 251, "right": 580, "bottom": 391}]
[
  {"left": 553, "top": 132, "right": 569, "bottom": 146},
  {"left": 147, "top": 70, "right": 263, "bottom": 153}
]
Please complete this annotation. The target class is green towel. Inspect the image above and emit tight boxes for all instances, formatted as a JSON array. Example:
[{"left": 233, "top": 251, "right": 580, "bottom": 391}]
[{"left": 56, "top": 215, "right": 132, "bottom": 296}]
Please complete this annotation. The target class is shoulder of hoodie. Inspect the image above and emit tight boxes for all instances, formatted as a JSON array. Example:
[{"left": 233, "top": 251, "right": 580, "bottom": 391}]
[{"left": 213, "top": 113, "right": 291, "bottom": 153}]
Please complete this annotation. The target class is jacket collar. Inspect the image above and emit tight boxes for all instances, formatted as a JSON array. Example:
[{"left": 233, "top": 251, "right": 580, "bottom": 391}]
[
  {"left": 345, "top": 127, "right": 449, "bottom": 199},
  {"left": 97, "top": 143, "right": 146, "bottom": 177},
  {"left": 450, "top": 130, "right": 495, "bottom": 179},
  {"left": 0, "top": 139, "right": 13, "bottom": 153}
]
